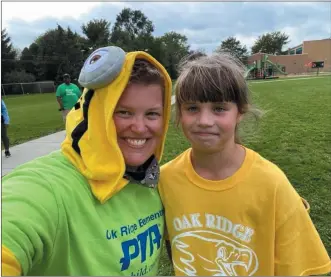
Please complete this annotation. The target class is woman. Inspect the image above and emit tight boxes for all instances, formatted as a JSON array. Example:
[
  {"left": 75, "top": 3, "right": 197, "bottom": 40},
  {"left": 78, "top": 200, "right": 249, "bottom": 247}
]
[{"left": 2, "top": 46, "right": 172, "bottom": 276}]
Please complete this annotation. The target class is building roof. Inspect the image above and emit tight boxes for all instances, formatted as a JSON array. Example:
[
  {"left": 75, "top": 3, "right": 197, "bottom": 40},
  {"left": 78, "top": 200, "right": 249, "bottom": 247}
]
[
  {"left": 288, "top": 44, "right": 303, "bottom": 51},
  {"left": 303, "top": 38, "right": 331, "bottom": 43}
]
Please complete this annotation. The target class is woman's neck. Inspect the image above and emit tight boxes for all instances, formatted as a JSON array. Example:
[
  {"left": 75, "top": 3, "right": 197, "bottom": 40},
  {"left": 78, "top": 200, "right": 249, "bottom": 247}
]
[
  {"left": 191, "top": 143, "right": 246, "bottom": 181},
  {"left": 125, "top": 165, "right": 140, "bottom": 172}
]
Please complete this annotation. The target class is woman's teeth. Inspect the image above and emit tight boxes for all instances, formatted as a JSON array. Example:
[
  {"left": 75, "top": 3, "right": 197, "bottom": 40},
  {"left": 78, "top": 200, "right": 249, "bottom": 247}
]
[{"left": 126, "top": 138, "right": 147, "bottom": 146}]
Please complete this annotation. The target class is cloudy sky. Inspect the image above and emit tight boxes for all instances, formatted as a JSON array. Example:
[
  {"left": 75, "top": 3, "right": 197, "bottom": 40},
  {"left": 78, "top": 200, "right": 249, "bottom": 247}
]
[{"left": 2, "top": 1, "right": 331, "bottom": 54}]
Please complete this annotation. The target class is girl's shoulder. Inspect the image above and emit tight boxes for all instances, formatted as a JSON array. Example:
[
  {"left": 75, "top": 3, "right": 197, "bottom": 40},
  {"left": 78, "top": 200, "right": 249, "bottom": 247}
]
[
  {"left": 245, "top": 147, "right": 289, "bottom": 182},
  {"left": 160, "top": 148, "right": 191, "bottom": 173}
]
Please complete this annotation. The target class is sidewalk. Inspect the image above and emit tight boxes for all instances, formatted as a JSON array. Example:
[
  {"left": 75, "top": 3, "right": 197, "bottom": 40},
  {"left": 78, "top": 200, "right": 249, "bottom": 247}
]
[{"left": 1, "top": 131, "right": 66, "bottom": 176}]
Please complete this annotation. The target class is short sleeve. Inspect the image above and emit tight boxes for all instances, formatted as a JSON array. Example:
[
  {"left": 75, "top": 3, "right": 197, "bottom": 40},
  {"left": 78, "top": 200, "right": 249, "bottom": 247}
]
[
  {"left": 274, "top": 179, "right": 331, "bottom": 275},
  {"left": 55, "top": 85, "right": 63, "bottom": 97},
  {"left": 75, "top": 85, "right": 82, "bottom": 97},
  {"left": 1, "top": 100, "right": 10, "bottom": 124},
  {"left": 2, "top": 165, "right": 60, "bottom": 275}
]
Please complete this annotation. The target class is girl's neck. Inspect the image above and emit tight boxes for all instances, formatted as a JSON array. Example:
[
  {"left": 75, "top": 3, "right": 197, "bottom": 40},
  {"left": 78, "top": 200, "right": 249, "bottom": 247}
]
[{"left": 191, "top": 142, "right": 246, "bottom": 181}]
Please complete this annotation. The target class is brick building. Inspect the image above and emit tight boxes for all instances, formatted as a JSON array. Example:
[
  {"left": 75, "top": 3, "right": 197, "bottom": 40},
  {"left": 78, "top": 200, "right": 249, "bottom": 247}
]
[{"left": 247, "top": 38, "right": 331, "bottom": 74}]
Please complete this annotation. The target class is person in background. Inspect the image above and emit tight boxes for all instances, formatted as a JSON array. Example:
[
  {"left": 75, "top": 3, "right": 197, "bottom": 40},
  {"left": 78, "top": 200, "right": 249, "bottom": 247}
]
[
  {"left": 56, "top": 73, "right": 81, "bottom": 124},
  {"left": 1, "top": 99, "right": 11, "bottom": 157}
]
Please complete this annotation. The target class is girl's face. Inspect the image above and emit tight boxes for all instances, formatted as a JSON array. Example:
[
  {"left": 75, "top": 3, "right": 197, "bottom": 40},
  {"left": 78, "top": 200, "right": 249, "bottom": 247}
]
[{"left": 180, "top": 101, "right": 242, "bottom": 153}]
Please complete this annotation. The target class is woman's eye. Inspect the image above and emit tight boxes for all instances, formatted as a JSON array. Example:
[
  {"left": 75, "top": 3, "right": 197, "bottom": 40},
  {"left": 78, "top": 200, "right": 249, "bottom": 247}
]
[
  {"left": 147, "top": 112, "right": 161, "bottom": 118},
  {"left": 116, "top": 110, "right": 131, "bottom": 116},
  {"left": 147, "top": 112, "right": 160, "bottom": 116}
]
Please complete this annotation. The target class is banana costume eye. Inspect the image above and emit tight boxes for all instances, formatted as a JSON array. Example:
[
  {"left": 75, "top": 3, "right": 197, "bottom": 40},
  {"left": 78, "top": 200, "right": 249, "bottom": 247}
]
[{"left": 78, "top": 46, "right": 126, "bottom": 90}]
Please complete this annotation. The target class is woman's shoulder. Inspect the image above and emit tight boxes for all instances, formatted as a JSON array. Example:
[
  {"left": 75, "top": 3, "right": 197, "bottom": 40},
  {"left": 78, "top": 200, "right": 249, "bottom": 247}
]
[{"left": 2, "top": 150, "right": 89, "bottom": 199}]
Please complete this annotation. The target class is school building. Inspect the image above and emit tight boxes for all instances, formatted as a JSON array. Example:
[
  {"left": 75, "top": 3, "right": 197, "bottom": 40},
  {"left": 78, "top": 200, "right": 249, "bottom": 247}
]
[{"left": 247, "top": 38, "right": 331, "bottom": 74}]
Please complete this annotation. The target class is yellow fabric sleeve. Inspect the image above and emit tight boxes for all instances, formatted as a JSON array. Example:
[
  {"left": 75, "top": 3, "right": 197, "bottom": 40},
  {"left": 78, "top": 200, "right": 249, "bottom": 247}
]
[{"left": 2, "top": 245, "right": 22, "bottom": 276}]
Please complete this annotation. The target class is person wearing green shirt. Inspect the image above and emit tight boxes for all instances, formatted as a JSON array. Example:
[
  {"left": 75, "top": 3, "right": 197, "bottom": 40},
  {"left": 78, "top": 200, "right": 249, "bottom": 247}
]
[
  {"left": 2, "top": 46, "right": 172, "bottom": 276},
  {"left": 56, "top": 73, "right": 82, "bottom": 123}
]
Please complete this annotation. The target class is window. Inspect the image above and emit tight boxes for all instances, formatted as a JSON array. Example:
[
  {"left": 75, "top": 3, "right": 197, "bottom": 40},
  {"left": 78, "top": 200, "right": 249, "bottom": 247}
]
[{"left": 295, "top": 47, "right": 303, "bottom": 54}]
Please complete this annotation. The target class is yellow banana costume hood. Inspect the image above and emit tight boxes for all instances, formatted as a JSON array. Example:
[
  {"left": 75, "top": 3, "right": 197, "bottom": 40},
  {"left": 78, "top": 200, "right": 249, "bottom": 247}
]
[{"left": 61, "top": 46, "right": 172, "bottom": 204}]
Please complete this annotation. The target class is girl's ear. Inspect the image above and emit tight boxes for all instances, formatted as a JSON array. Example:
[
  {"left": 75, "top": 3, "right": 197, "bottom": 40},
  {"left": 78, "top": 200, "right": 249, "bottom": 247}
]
[
  {"left": 236, "top": 112, "right": 244, "bottom": 124},
  {"left": 237, "top": 103, "right": 248, "bottom": 124}
]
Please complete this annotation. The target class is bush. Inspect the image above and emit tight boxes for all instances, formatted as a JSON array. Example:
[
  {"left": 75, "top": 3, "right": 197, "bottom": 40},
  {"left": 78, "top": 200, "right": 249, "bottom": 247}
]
[{"left": 3, "top": 70, "right": 36, "bottom": 84}]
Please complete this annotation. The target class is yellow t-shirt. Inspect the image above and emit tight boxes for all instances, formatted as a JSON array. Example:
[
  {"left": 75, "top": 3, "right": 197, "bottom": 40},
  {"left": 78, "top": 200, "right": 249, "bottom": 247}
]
[{"left": 159, "top": 147, "right": 331, "bottom": 276}]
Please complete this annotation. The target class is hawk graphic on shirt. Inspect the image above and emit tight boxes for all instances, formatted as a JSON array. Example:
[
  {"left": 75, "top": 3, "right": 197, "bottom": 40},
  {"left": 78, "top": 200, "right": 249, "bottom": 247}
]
[{"left": 172, "top": 230, "right": 258, "bottom": 276}]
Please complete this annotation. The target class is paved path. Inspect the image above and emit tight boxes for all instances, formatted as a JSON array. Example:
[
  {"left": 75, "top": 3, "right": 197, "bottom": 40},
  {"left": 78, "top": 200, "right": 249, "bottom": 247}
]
[{"left": 2, "top": 131, "right": 66, "bottom": 176}]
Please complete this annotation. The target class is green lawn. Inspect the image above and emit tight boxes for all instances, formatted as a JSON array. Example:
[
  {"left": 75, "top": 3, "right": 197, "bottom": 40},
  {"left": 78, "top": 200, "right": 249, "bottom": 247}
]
[
  {"left": 2, "top": 93, "right": 64, "bottom": 146},
  {"left": 2, "top": 76, "right": 331, "bottom": 275}
]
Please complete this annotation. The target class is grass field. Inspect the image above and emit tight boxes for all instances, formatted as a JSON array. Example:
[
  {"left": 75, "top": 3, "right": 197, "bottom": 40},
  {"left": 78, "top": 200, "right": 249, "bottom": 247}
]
[
  {"left": 2, "top": 75, "right": 331, "bottom": 275},
  {"left": 2, "top": 93, "right": 64, "bottom": 146}
]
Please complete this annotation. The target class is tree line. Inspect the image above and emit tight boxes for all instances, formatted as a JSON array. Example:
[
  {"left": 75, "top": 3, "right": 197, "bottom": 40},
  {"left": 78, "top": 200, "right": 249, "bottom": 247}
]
[{"left": 1, "top": 7, "right": 290, "bottom": 84}]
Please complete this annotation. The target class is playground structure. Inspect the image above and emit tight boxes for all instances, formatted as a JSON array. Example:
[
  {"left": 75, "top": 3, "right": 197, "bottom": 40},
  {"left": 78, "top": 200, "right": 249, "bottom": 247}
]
[
  {"left": 307, "top": 61, "right": 325, "bottom": 76},
  {"left": 245, "top": 54, "right": 288, "bottom": 80}
]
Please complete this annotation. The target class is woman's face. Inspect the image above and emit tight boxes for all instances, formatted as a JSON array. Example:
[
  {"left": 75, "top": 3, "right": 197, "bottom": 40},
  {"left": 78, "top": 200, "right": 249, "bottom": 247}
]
[{"left": 113, "top": 83, "right": 164, "bottom": 167}]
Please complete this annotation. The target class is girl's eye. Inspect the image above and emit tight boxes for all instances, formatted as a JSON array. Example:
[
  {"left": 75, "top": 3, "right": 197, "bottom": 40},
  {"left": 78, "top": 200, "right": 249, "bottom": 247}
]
[
  {"left": 187, "top": 106, "right": 198, "bottom": 112},
  {"left": 214, "top": 107, "right": 226, "bottom": 113}
]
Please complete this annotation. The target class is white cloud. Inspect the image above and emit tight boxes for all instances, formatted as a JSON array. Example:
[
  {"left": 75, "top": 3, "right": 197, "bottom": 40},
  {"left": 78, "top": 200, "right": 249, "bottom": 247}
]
[
  {"left": 235, "top": 34, "right": 257, "bottom": 50},
  {"left": 2, "top": 2, "right": 102, "bottom": 27},
  {"left": 280, "top": 26, "right": 301, "bottom": 48}
]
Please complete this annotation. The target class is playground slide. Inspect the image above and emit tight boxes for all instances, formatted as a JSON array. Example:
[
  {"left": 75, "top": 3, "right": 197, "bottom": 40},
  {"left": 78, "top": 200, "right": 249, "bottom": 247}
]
[
  {"left": 244, "top": 66, "right": 256, "bottom": 79},
  {"left": 265, "top": 59, "right": 287, "bottom": 75}
]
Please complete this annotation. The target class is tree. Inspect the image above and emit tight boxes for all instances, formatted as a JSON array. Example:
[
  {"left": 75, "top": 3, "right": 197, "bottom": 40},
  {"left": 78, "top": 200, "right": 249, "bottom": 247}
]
[
  {"left": 1, "top": 29, "right": 18, "bottom": 79},
  {"left": 3, "top": 70, "right": 36, "bottom": 84},
  {"left": 110, "top": 8, "right": 154, "bottom": 51},
  {"left": 30, "top": 25, "right": 85, "bottom": 82},
  {"left": 82, "top": 19, "right": 111, "bottom": 49},
  {"left": 147, "top": 37, "right": 165, "bottom": 64},
  {"left": 157, "top": 32, "right": 190, "bottom": 79},
  {"left": 20, "top": 47, "right": 36, "bottom": 75},
  {"left": 215, "top": 36, "right": 249, "bottom": 64},
  {"left": 251, "top": 31, "right": 289, "bottom": 55}
]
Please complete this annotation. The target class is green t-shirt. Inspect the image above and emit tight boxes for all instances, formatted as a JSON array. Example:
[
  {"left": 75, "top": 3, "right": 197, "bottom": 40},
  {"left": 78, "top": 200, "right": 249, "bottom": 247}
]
[
  {"left": 2, "top": 151, "right": 165, "bottom": 276},
  {"left": 56, "top": 83, "right": 81, "bottom": 110}
]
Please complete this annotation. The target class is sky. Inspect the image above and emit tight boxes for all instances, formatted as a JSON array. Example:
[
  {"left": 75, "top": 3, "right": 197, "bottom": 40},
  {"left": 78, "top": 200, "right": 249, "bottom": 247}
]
[{"left": 2, "top": 1, "right": 331, "bottom": 54}]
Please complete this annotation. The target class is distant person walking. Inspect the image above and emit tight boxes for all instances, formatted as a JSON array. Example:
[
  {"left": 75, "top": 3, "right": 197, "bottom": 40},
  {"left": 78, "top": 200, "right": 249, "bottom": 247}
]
[
  {"left": 1, "top": 99, "right": 11, "bottom": 157},
  {"left": 56, "top": 73, "right": 82, "bottom": 124}
]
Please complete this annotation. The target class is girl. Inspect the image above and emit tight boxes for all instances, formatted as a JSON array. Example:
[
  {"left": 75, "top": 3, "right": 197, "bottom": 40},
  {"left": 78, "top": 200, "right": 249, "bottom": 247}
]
[{"left": 158, "top": 52, "right": 331, "bottom": 276}]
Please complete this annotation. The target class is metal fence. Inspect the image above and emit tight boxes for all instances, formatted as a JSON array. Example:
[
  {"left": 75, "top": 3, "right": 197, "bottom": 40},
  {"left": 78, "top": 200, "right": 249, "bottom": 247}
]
[{"left": 1, "top": 81, "right": 56, "bottom": 96}]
